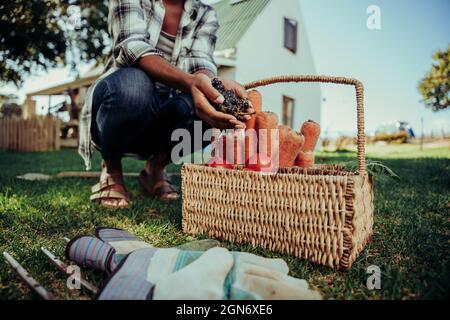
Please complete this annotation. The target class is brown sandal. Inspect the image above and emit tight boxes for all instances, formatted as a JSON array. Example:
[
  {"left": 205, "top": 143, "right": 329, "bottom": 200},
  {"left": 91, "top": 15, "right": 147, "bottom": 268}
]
[
  {"left": 90, "top": 174, "right": 131, "bottom": 209},
  {"left": 138, "top": 170, "right": 180, "bottom": 201}
]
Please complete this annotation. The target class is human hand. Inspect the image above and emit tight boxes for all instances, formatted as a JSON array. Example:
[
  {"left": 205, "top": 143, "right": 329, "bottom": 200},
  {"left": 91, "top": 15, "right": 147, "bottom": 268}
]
[{"left": 190, "top": 73, "right": 254, "bottom": 129}]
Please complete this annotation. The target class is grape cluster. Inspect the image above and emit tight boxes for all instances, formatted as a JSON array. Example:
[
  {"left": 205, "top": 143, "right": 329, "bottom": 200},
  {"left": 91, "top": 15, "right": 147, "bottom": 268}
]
[{"left": 211, "top": 78, "right": 251, "bottom": 121}]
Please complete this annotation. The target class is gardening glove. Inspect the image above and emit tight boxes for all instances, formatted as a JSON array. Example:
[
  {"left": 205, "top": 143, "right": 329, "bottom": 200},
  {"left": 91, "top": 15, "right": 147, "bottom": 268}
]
[
  {"left": 67, "top": 228, "right": 322, "bottom": 300},
  {"left": 99, "top": 246, "right": 230, "bottom": 300},
  {"left": 97, "top": 247, "right": 160, "bottom": 300},
  {"left": 66, "top": 228, "right": 221, "bottom": 274},
  {"left": 65, "top": 228, "right": 153, "bottom": 273},
  {"left": 153, "top": 247, "right": 233, "bottom": 300},
  {"left": 95, "top": 227, "right": 220, "bottom": 257},
  {"left": 230, "top": 261, "right": 322, "bottom": 300},
  {"left": 95, "top": 227, "right": 153, "bottom": 260},
  {"left": 223, "top": 251, "right": 321, "bottom": 300},
  {"left": 97, "top": 246, "right": 322, "bottom": 300},
  {"left": 98, "top": 247, "right": 233, "bottom": 300}
]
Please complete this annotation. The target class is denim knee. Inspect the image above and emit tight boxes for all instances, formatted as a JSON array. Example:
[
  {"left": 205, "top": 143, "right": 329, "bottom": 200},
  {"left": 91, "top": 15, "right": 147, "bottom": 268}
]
[
  {"left": 91, "top": 68, "right": 158, "bottom": 159},
  {"left": 94, "top": 68, "right": 157, "bottom": 132},
  {"left": 103, "top": 68, "right": 155, "bottom": 115}
]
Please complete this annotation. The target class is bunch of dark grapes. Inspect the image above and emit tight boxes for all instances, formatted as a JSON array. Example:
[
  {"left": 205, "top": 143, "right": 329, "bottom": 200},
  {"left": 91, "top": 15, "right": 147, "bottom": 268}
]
[{"left": 211, "top": 78, "right": 251, "bottom": 121}]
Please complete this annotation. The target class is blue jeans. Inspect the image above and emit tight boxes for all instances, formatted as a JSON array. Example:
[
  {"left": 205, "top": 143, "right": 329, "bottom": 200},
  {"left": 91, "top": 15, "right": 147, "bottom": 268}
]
[{"left": 91, "top": 67, "right": 211, "bottom": 161}]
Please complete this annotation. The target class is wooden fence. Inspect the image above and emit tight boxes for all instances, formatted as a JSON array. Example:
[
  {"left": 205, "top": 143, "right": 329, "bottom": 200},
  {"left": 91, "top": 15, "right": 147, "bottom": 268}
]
[{"left": 0, "top": 116, "right": 61, "bottom": 152}]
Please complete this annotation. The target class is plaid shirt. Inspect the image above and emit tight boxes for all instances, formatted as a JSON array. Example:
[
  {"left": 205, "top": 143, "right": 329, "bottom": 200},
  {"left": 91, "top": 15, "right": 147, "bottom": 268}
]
[{"left": 79, "top": 0, "right": 219, "bottom": 170}]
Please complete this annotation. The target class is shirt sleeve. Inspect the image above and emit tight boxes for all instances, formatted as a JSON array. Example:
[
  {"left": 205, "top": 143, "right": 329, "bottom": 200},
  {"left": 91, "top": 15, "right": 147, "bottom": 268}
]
[
  {"left": 186, "top": 7, "right": 219, "bottom": 76},
  {"left": 109, "top": 0, "right": 162, "bottom": 67}
]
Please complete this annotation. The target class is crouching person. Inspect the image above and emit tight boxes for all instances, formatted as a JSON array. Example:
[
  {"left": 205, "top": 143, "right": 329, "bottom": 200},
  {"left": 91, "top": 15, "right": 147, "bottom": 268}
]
[{"left": 79, "top": 0, "right": 252, "bottom": 208}]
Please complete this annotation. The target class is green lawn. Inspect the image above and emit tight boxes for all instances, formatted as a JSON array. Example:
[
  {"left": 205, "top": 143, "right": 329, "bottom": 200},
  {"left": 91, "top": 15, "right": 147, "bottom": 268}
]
[{"left": 0, "top": 145, "right": 449, "bottom": 300}]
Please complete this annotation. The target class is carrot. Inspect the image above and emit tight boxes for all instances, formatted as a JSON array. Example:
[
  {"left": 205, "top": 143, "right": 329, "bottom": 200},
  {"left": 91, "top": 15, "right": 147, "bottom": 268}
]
[
  {"left": 295, "top": 151, "right": 315, "bottom": 168},
  {"left": 210, "top": 129, "right": 246, "bottom": 166},
  {"left": 245, "top": 112, "right": 279, "bottom": 169},
  {"left": 210, "top": 128, "right": 222, "bottom": 158},
  {"left": 244, "top": 126, "right": 258, "bottom": 165},
  {"left": 210, "top": 132, "right": 227, "bottom": 165},
  {"left": 246, "top": 90, "right": 262, "bottom": 129},
  {"left": 254, "top": 112, "right": 278, "bottom": 161},
  {"left": 300, "top": 120, "right": 321, "bottom": 152},
  {"left": 245, "top": 153, "right": 278, "bottom": 173},
  {"left": 295, "top": 120, "right": 320, "bottom": 168},
  {"left": 278, "top": 125, "right": 304, "bottom": 167},
  {"left": 207, "top": 157, "right": 233, "bottom": 169},
  {"left": 245, "top": 90, "right": 263, "bottom": 163},
  {"left": 226, "top": 129, "right": 245, "bottom": 165}
]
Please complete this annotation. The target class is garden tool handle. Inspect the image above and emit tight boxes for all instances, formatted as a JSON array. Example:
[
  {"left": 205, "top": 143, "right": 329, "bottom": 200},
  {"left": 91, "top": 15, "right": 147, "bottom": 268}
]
[{"left": 244, "top": 75, "right": 367, "bottom": 174}]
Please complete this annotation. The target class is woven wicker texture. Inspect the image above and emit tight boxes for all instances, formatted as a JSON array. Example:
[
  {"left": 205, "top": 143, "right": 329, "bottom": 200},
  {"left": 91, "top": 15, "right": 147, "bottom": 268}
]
[{"left": 181, "top": 75, "right": 374, "bottom": 269}]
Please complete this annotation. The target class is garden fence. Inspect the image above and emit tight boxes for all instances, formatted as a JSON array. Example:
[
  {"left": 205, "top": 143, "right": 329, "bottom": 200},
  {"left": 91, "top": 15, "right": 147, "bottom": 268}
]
[{"left": 0, "top": 116, "right": 61, "bottom": 152}]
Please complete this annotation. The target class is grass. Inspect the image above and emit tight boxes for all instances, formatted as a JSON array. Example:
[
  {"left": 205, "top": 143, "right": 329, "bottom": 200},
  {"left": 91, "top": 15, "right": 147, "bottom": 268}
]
[{"left": 0, "top": 145, "right": 449, "bottom": 300}]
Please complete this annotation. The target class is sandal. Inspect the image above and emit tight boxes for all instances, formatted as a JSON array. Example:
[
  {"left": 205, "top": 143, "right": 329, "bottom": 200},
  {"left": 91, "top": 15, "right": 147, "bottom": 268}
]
[
  {"left": 90, "top": 172, "right": 131, "bottom": 209},
  {"left": 138, "top": 170, "right": 180, "bottom": 201}
]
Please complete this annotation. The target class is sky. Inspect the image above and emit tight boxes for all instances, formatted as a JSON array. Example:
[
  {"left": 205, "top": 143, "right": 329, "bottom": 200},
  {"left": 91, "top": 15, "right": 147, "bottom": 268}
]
[
  {"left": 299, "top": 0, "right": 450, "bottom": 136},
  {"left": 2, "top": 0, "right": 449, "bottom": 136}
]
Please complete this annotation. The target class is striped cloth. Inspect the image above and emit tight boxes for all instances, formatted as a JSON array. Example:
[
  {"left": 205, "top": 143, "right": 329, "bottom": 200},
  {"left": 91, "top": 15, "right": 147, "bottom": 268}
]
[
  {"left": 154, "top": 31, "right": 176, "bottom": 62},
  {"left": 99, "top": 248, "right": 159, "bottom": 300},
  {"left": 66, "top": 236, "right": 116, "bottom": 273},
  {"left": 95, "top": 227, "right": 152, "bottom": 259},
  {"left": 66, "top": 228, "right": 152, "bottom": 273}
]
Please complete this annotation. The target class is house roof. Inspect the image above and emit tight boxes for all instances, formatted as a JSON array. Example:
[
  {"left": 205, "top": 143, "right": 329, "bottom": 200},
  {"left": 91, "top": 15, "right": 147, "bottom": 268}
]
[{"left": 213, "top": 0, "right": 270, "bottom": 51}]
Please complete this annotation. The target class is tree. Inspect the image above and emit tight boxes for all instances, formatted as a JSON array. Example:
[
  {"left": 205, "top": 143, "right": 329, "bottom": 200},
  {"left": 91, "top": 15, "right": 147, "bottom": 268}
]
[
  {"left": 0, "top": 103, "right": 22, "bottom": 118},
  {"left": 419, "top": 45, "right": 450, "bottom": 112},
  {"left": 0, "top": 93, "right": 21, "bottom": 118},
  {"left": 0, "top": 0, "right": 108, "bottom": 85}
]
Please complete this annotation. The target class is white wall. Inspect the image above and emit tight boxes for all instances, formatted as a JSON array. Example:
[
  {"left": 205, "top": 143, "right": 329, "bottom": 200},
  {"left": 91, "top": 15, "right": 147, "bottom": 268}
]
[
  {"left": 233, "top": 0, "right": 321, "bottom": 130},
  {"left": 217, "top": 66, "right": 236, "bottom": 80}
]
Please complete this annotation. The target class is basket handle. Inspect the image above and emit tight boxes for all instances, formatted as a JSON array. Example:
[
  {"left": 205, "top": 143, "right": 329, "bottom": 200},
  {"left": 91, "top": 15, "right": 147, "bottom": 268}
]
[{"left": 244, "top": 75, "right": 366, "bottom": 175}]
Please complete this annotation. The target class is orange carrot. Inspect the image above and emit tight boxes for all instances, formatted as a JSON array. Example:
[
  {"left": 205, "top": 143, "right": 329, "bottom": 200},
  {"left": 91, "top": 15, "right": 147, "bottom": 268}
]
[
  {"left": 244, "top": 125, "right": 258, "bottom": 165},
  {"left": 295, "top": 151, "right": 315, "bottom": 168},
  {"left": 278, "top": 125, "right": 304, "bottom": 167},
  {"left": 245, "top": 112, "right": 279, "bottom": 170},
  {"left": 245, "top": 153, "right": 278, "bottom": 173},
  {"left": 211, "top": 133, "right": 227, "bottom": 165},
  {"left": 246, "top": 90, "right": 262, "bottom": 129},
  {"left": 226, "top": 129, "right": 245, "bottom": 165},
  {"left": 300, "top": 120, "right": 321, "bottom": 152},
  {"left": 210, "top": 128, "right": 222, "bottom": 158},
  {"left": 254, "top": 112, "right": 278, "bottom": 161},
  {"left": 295, "top": 120, "right": 320, "bottom": 168},
  {"left": 207, "top": 157, "right": 233, "bottom": 169},
  {"left": 245, "top": 90, "right": 263, "bottom": 163}
]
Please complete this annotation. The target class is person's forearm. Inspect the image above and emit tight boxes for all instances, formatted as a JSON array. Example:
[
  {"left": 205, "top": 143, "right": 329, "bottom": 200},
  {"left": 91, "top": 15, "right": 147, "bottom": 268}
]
[{"left": 137, "top": 55, "right": 195, "bottom": 92}]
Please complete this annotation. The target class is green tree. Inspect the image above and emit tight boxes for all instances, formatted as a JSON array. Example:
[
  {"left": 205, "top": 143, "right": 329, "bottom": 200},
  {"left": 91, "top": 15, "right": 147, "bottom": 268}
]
[
  {"left": 0, "top": 0, "right": 108, "bottom": 85},
  {"left": 419, "top": 45, "right": 450, "bottom": 112}
]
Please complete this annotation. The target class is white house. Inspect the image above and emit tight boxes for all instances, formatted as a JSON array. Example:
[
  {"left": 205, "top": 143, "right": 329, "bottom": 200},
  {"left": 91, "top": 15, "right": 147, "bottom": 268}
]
[
  {"left": 25, "top": 0, "right": 321, "bottom": 131},
  {"left": 213, "top": 0, "right": 321, "bottom": 129}
]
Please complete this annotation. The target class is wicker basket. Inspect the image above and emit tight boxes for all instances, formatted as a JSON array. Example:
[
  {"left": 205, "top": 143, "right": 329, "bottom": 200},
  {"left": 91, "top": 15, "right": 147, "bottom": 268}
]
[{"left": 181, "top": 75, "right": 374, "bottom": 269}]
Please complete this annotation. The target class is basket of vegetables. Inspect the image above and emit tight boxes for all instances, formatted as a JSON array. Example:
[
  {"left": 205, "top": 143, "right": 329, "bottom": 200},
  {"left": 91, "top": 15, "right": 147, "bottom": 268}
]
[{"left": 181, "top": 75, "right": 374, "bottom": 269}]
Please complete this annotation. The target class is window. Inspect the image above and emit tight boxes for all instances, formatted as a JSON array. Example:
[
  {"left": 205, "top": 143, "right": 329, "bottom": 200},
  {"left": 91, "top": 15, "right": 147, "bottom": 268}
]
[
  {"left": 282, "top": 96, "right": 295, "bottom": 128},
  {"left": 284, "top": 17, "right": 298, "bottom": 53}
]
